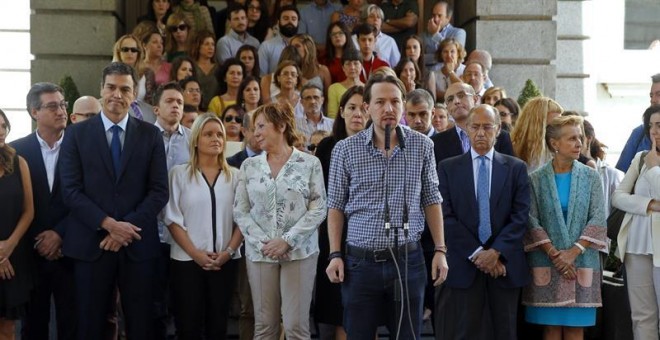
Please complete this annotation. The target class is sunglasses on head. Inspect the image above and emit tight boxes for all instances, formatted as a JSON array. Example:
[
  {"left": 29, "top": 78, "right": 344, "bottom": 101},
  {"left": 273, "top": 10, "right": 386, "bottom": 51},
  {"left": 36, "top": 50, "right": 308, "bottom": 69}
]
[
  {"left": 168, "top": 24, "right": 188, "bottom": 32},
  {"left": 224, "top": 115, "right": 243, "bottom": 124},
  {"left": 120, "top": 47, "right": 140, "bottom": 53}
]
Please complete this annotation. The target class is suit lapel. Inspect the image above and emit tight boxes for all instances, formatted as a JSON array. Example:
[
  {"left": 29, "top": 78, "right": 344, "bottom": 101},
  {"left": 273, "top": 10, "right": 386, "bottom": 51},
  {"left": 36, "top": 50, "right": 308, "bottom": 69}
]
[
  {"left": 448, "top": 127, "right": 463, "bottom": 155},
  {"left": 93, "top": 115, "right": 116, "bottom": 180},
  {"left": 30, "top": 131, "right": 49, "bottom": 191},
  {"left": 490, "top": 152, "right": 508, "bottom": 213},
  {"left": 117, "top": 116, "right": 139, "bottom": 181},
  {"left": 458, "top": 153, "right": 479, "bottom": 231}
]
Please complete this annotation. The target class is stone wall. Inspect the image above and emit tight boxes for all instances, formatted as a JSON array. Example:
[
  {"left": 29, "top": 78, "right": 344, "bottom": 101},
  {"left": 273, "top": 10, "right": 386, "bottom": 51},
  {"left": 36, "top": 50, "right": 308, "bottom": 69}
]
[
  {"left": 30, "top": 0, "right": 122, "bottom": 97},
  {"left": 454, "top": 0, "right": 558, "bottom": 106}
]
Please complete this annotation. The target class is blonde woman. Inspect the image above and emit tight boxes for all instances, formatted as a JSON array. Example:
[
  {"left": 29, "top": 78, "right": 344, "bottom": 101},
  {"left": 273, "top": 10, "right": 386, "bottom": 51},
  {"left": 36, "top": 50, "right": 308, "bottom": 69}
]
[
  {"left": 164, "top": 113, "right": 242, "bottom": 340},
  {"left": 482, "top": 86, "right": 507, "bottom": 106},
  {"left": 524, "top": 115, "right": 606, "bottom": 340},
  {"left": 510, "top": 97, "right": 564, "bottom": 172},
  {"left": 112, "top": 34, "right": 157, "bottom": 105}
]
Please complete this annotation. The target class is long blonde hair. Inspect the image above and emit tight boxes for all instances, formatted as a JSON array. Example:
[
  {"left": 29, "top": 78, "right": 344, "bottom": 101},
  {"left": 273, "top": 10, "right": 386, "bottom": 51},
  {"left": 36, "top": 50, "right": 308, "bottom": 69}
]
[
  {"left": 112, "top": 34, "right": 147, "bottom": 77},
  {"left": 188, "top": 113, "right": 232, "bottom": 182},
  {"left": 510, "top": 97, "right": 564, "bottom": 167}
]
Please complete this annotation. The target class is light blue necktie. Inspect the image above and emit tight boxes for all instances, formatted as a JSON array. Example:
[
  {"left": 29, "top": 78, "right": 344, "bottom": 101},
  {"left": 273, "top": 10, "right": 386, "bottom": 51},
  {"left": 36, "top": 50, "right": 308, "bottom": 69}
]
[
  {"left": 110, "top": 125, "right": 122, "bottom": 178},
  {"left": 477, "top": 155, "right": 491, "bottom": 243},
  {"left": 460, "top": 129, "right": 470, "bottom": 153}
]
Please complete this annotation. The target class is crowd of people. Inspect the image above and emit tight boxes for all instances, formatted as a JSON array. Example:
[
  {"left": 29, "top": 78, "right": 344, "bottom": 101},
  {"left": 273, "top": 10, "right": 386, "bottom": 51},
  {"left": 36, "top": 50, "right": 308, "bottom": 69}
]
[{"left": 0, "top": 0, "right": 657, "bottom": 340}]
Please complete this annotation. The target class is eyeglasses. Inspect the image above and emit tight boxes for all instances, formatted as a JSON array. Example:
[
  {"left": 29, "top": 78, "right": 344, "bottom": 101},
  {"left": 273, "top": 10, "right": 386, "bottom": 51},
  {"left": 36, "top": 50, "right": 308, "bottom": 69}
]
[
  {"left": 74, "top": 112, "right": 97, "bottom": 118},
  {"left": 248, "top": 5, "right": 261, "bottom": 11},
  {"left": 168, "top": 24, "right": 188, "bottom": 32},
  {"left": 330, "top": 31, "right": 345, "bottom": 37},
  {"left": 224, "top": 115, "right": 243, "bottom": 123},
  {"left": 185, "top": 88, "right": 201, "bottom": 94},
  {"left": 39, "top": 101, "right": 68, "bottom": 112},
  {"left": 307, "top": 144, "right": 317, "bottom": 152},
  {"left": 445, "top": 92, "right": 473, "bottom": 103},
  {"left": 120, "top": 47, "right": 140, "bottom": 53},
  {"left": 499, "top": 111, "right": 511, "bottom": 117},
  {"left": 467, "top": 124, "right": 497, "bottom": 132},
  {"left": 303, "top": 95, "right": 322, "bottom": 101}
]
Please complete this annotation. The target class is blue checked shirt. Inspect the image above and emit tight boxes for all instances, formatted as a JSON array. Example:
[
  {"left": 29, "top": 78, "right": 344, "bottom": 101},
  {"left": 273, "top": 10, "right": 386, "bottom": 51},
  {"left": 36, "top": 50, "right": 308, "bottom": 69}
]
[{"left": 327, "top": 125, "right": 443, "bottom": 249}]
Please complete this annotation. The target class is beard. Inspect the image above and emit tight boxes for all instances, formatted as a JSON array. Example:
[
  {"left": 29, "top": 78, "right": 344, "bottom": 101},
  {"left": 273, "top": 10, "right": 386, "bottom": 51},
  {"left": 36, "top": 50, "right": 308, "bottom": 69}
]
[{"left": 279, "top": 23, "right": 298, "bottom": 38}]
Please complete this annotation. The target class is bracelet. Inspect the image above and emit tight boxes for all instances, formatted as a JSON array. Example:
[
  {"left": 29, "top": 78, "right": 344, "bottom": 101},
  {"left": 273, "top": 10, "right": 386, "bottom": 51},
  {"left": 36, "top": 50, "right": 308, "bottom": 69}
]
[
  {"left": 434, "top": 245, "right": 447, "bottom": 254},
  {"left": 328, "top": 251, "right": 343, "bottom": 261},
  {"left": 574, "top": 242, "right": 586, "bottom": 254}
]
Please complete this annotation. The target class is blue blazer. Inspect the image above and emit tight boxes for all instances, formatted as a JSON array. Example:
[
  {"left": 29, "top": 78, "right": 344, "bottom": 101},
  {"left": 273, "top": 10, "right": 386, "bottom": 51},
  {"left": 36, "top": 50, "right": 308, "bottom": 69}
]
[
  {"left": 59, "top": 114, "right": 169, "bottom": 262},
  {"left": 11, "top": 132, "right": 69, "bottom": 239},
  {"left": 437, "top": 151, "right": 531, "bottom": 289}
]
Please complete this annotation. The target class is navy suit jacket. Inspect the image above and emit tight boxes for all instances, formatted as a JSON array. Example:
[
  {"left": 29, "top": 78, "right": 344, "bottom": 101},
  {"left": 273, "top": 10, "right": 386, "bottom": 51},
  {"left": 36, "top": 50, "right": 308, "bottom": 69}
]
[
  {"left": 11, "top": 132, "right": 69, "bottom": 240},
  {"left": 437, "top": 151, "right": 531, "bottom": 289},
  {"left": 227, "top": 149, "right": 249, "bottom": 169},
  {"left": 431, "top": 126, "right": 514, "bottom": 166},
  {"left": 59, "top": 114, "right": 169, "bottom": 262}
]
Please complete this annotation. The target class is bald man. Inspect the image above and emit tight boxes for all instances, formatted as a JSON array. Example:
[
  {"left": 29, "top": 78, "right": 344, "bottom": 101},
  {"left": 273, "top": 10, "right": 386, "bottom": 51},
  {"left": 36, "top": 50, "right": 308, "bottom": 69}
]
[
  {"left": 70, "top": 96, "right": 101, "bottom": 123},
  {"left": 467, "top": 50, "right": 494, "bottom": 89},
  {"left": 431, "top": 82, "right": 513, "bottom": 166}
]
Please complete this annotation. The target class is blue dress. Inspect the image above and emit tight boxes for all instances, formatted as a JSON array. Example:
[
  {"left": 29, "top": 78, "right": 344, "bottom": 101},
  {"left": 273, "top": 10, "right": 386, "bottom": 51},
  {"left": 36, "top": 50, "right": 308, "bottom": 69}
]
[{"left": 525, "top": 172, "right": 596, "bottom": 327}]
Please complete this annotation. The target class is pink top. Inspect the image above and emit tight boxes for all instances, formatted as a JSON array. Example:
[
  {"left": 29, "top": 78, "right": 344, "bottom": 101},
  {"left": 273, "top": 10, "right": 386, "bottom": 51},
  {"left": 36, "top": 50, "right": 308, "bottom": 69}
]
[{"left": 155, "top": 62, "right": 173, "bottom": 85}]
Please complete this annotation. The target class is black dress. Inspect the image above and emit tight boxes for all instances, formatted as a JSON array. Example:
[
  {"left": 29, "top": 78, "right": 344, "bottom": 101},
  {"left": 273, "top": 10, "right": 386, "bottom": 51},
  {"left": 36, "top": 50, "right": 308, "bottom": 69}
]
[
  {"left": 313, "top": 136, "right": 346, "bottom": 326},
  {"left": 0, "top": 156, "right": 34, "bottom": 319}
]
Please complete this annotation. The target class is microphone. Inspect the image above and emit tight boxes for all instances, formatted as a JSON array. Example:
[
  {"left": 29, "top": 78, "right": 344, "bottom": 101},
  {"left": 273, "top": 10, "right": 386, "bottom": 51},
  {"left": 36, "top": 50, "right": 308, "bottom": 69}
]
[
  {"left": 385, "top": 124, "right": 391, "bottom": 151},
  {"left": 395, "top": 125, "right": 406, "bottom": 150}
]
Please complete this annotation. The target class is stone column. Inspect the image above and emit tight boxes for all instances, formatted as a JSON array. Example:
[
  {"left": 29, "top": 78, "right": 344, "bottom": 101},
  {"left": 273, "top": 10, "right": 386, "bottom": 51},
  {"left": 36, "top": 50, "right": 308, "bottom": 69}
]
[
  {"left": 30, "top": 0, "right": 122, "bottom": 97},
  {"left": 453, "top": 0, "right": 558, "bottom": 102},
  {"left": 556, "top": 0, "right": 590, "bottom": 112}
]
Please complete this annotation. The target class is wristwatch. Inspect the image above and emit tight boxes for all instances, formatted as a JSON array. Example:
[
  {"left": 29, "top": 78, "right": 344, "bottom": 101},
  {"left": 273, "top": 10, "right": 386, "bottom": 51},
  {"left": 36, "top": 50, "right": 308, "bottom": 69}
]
[{"left": 225, "top": 246, "right": 236, "bottom": 257}]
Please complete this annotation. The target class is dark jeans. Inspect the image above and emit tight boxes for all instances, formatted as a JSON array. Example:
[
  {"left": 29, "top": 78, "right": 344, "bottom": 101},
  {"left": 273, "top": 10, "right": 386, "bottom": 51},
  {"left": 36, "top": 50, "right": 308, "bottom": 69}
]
[
  {"left": 170, "top": 259, "right": 238, "bottom": 340},
  {"left": 342, "top": 244, "right": 426, "bottom": 340}
]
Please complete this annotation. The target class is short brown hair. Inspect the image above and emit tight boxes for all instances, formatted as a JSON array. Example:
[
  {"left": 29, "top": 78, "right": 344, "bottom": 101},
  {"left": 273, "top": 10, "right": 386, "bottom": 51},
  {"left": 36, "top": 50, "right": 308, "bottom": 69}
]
[
  {"left": 273, "top": 60, "right": 302, "bottom": 90},
  {"left": 252, "top": 102, "right": 298, "bottom": 146}
]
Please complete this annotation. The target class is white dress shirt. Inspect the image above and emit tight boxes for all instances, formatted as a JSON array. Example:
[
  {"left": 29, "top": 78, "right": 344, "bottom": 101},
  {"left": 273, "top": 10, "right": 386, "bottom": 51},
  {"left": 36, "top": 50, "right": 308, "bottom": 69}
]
[{"left": 35, "top": 130, "right": 64, "bottom": 191}]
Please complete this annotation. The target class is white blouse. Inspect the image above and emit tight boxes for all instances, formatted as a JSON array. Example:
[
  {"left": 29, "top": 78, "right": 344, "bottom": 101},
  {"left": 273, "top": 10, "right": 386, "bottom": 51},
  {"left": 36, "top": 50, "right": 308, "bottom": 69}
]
[
  {"left": 625, "top": 165, "right": 657, "bottom": 255},
  {"left": 163, "top": 164, "right": 240, "bottom": 261}
]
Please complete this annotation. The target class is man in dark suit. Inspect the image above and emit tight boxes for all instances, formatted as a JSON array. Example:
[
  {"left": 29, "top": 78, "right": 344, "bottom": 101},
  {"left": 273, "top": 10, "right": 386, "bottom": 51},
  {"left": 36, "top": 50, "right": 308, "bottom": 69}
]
[
  {"left": 59, "top": 62, "right": 169, "bottom": 339},
  {"left": 431, "top": 82, "right": 513, "bottom": 166},
  {"left": 227, "top": 109, "right": 262, "bottom": 169},
  {"left": 12, "top": 82, "right": 76, "bottom": 339},
  {"left": 436, "top": 105, "right": 530, "bottom": 339}
]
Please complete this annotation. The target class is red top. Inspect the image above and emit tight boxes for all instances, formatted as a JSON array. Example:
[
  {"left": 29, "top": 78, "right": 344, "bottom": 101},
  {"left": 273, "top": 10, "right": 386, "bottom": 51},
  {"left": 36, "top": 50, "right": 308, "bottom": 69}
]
[{"left": 359, "top": 56, "right": 390, "bottom": 83}]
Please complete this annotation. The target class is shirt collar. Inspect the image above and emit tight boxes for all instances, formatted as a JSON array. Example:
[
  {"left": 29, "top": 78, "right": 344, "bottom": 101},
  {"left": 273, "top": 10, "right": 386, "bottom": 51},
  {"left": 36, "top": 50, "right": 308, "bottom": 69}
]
[
  {"left": 455, "top": 124, "right": 467, "bottom": 136},
  {"left": 363, "top": 124, "right": 407, "bottom": 146},
  {"left": 35, "top": 130, "right": 64, "bottom": 150},
  {"left": 154, "top": 120, "right": 183, "bottom": 136},
  {"left": 245, "top": 146, "right": 260, "bottom": 157},
  {"left": 470, "top": 147, "right": 494, "bottom": 161},
  {"left": 101, "top": 111, "right": 129, "bottom": 132},
  {"left": 229, "top": 29, "right": 247, "bottom": 41}
]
